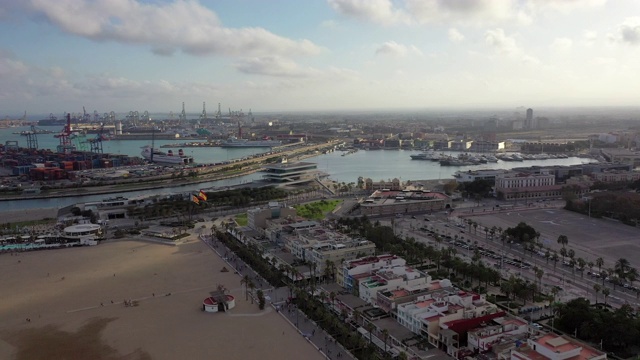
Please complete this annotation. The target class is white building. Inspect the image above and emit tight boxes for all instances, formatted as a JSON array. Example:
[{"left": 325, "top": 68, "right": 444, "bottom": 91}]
[
  {"left": 495, "top": 172, "right": 555, "bottom": 189},
  {"left": 511, "top": 334, "right": 606, "bottom": 360},
  {"left": 339, "top": 254, "right": 406, "bottom": 290},
  {"left": 358, "top": 265, "right": 431, "bottom": 305}
]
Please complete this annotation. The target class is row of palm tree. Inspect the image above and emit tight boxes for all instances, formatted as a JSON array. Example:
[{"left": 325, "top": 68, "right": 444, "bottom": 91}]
[{"left": 458, "top": 220, "right": 640, "bottom": 294}]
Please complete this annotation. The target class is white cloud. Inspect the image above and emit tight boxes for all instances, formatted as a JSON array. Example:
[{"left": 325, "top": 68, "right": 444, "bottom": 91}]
[
  {"left": 327, "top": 0, "right": 408, "bottom": 25},
  {"left": 25, "top": 0, "right": 324, "bottom": 57},
  {"left": 618, "top": 17, "right": 640, "bottom": 45},
  {"left": 583, "top": 30, "right": 597, "bottom": 46},
  {"left": 526, "top": 0, "right": 607, "bottom": 14},
  {"left": 234, "top": 57, "right": 320, "bottom": 78},
  {"left": 406, "top": 0, "right": 516, "bottom": 25},
  {"left": 485, "top": 28, "right": 539, "bottom": 65},
  {"left": 550, "top": 37, "right": 572, "bottom": 53},
  {"left": 448, "top": 28, "right": 465, "bottom": 43},
  {"left": 485, "top": 28, "right": 519, "bottom": 56},
  {"left": 328, "top": 0, "right": 608, "bottom": 27},
  {"left": 374, "top": 41, "right": 422, "bottom": 57}
]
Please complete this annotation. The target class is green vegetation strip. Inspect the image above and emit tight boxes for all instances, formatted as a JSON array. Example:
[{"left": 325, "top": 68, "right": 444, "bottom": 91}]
[{"left": 293, "top": 199, "right": 341, "bottom": 220}]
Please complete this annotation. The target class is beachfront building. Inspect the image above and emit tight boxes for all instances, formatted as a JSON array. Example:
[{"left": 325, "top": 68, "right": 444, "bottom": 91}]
[
  {"left": 202, "top": 295, "right": 236, "bottom": 313},
  {"left": 339, "top": 254, "right": 406, "bottom": 290},
  {"left": 358, "top": 265, "right": 431, "bottom": 305},
  {"left": 376, "top": 279, "right": 453, "bottom": 314},
  {"left": 273, "top": 222, "right": 376, "bottom": 279},
  {"left": 360, "top": 189, "right": 451, "bottom": 216},
  {"left": 308, "top": 240, "right": 376, "bottom": 278},
  {"left": 511, "top": 334, "right": 606, "bottom": 360},
  {"left": 247, "top": 201, "right": 297, "bottom": 231},
  {"left": 62, "top": 224, "right": 103, "bottom": 242}
]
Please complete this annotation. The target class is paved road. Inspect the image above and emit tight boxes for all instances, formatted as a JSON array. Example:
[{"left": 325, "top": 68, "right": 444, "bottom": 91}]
[
  {"left": 199, "top": 231, "right": 355, "bottom": 360},
  {"left": 393, "top": 212, "right": 640, "bottom": 309}
]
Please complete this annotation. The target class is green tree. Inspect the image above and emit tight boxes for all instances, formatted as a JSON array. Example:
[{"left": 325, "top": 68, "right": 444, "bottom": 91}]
[{"left": 557, "top": 234, "right": 568, "bottom": 248}]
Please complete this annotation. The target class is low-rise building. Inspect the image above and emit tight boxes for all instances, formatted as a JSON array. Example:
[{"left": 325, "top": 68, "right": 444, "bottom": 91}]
[
  {"left": 467, "top": 317, "right": 528, "bottom": 352},
  {"left": 247, "top": 201, "right": 297, "bottom": 231},
  {"left": 360, "top": 189, "right": 451, "bottom": 216},
  {"left": 339, "top": 254, "right": 406, "bottom": 290},
  {"left": 511, "top": 334, "right": 606, "bottom": 360},
  {"left": 358, "top": 265, "right": 431, "bottom": 305},
  {"left": 495, "top": 171, "right": 588, "bottom": 201}
]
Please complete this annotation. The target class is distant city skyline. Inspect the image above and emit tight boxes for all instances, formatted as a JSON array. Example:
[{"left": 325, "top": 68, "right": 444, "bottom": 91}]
[{"left": 1, "top": 0, "right": 640, "bottom": 115}]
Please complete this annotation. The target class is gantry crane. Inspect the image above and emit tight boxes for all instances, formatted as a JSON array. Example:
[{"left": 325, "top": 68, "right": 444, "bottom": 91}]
[{"left": 54, "top": 113, "right": 77, "bottom": 153}]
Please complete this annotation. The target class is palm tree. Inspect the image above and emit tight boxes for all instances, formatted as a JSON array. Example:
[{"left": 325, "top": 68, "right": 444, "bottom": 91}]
[
  {"left": 595, "top": 257, "right": 604, "bottom": 274},
  {"left": 577, "top": 258, "right": 586, "bottom": 278},
  {"left": 535, "top": 268, "right": 544, "bottom": 296},
  {"left": 602, "top": 287, "right": 610, "bottom": 305},
  {"left": 557, "top": 234, "right": 568, "bottom": 249},
  {"left": 593, "top": 284, "right": 601, "bottom": 304},
  {"left": 381, "top": 328, "right": 389, "bottom": 354},
  {"left": 241, "top": 275, "right": 251, "bottom": 301},
  {"left": 365, "top": 322, "right": 375, "bottom": 345},
  {"left": 551, "top": 252, "right": 559, "bottom": 271},
  {"left": 615, "top": 258, "right": 631, "bottom": 282},
  {"left": 627, "top": 267, "right": 639, "bottom": 289},
  {"left": 353, "top": 309, "right": 362, "bottom": 327},
  {"left": 248, "top": 280, "right": 256, "bottom": 304}
]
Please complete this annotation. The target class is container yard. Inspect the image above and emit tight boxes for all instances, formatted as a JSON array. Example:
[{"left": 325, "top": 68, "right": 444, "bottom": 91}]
[{"left": 0, "top": 144, "right": 144, "bottom": 184}]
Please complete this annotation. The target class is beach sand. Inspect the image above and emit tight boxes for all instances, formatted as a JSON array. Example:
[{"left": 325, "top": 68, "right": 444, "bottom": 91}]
[{"left": 0, "top": 238, "right": 323, "bottom": 360}]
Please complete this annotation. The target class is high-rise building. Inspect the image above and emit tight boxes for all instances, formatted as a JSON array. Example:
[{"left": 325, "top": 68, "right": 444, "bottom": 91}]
[{"left": 525, "top": 108, "right": 533, "bottom": 129}]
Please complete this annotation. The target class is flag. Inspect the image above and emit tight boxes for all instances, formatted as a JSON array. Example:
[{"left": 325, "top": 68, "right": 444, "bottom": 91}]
[
  {"left": 198, "top": 190, "right": 207, "bottom": 201},
  {"left": 191, "top": 194, "right": 200, "bottom": 204}
]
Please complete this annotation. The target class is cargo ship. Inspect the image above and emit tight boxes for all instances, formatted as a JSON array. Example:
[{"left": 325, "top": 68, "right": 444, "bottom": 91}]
[{"left": 140, "top": 146, "right": 194, "bottom": 165}]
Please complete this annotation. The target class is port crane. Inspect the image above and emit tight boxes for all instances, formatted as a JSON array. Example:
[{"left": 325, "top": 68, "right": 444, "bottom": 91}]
[
  {"left": 54, "top": 113, "right": 78, "bottom": 153},
  {"left": 22, "top": 125, "right": 39, "bottom": 150},
  {"left": 86, "top": 123, "right": 108, "bottom": 154}
]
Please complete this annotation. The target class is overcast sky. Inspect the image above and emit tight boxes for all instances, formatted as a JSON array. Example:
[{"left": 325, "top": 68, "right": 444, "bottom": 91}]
[{"left": 1, "top": 0, "right": 640, "bottom": 116}]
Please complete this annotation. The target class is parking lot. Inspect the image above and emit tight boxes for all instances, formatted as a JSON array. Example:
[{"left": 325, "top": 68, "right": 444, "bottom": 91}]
[{"left": 469, "top": 208, "right": 640, "bottom": 273}]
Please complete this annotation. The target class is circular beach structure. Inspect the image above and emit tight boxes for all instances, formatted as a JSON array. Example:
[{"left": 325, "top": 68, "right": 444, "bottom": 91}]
[
  {"left": 63, "top": 224, "right": 103, "bottom": 240},
  {"left": 202, "top": 295, "right": 235, "bottom": 313}
]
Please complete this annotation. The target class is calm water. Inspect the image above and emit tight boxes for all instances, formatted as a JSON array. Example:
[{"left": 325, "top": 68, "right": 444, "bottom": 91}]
[{"left": 0, "top": 126, "right": 592, "bottom": 212}]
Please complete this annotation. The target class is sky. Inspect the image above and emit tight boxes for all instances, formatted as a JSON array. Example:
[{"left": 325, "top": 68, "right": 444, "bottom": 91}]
[{"left": 1, "top": 0, "right": 640, "bottom": 116}]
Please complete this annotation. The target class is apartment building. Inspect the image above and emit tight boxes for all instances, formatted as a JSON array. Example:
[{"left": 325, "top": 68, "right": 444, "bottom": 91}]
[
  {"left": 512, "top": 334, "right": 606, "bottom": 360},
  {"left": 338, "top": 254, "right": 406, "bottom": 290},
  {"left": 358, "top": 265, "right": 431, "bottom": 305}
]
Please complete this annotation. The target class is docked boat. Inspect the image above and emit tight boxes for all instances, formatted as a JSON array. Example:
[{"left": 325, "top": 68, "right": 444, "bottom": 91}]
[
  {"left": 410, "top": 151, "right": 439, "bottom": 160},
  {"left": 220, "top": 137, "right": 282, "bottom": 148},
  {"left": 141, "top": 146, "right": 194, "bottom": 165}
]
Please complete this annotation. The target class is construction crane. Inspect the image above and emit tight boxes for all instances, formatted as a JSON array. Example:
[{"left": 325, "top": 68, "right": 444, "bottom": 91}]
[{"left": 54, "top": 113, "right": 77, "bottom": 153}]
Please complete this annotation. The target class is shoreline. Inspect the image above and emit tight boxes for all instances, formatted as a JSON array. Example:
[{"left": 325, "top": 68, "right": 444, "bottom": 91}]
[
  {"left": 0, "top": 142, "right": 336, "bottom": 203},
  {"left": 0, "top": 167, "right": 262, "bottom": 202}
]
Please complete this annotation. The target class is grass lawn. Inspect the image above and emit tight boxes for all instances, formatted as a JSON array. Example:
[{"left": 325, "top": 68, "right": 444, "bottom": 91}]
[
  {"left": 293, "top": 199, "right": 342, "bottom": 220},
  {"left": 235, "top": 213, "right": 248, "bottom": 226}
]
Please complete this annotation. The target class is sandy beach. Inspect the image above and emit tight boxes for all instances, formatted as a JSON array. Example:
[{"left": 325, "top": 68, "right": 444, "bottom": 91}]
[{"left": 0, "top": 237, "right": 324, "bottom": 360}]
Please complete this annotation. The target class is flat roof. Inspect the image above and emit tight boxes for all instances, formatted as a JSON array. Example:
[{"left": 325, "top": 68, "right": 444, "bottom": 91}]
[
  {"left": 64, "top": 224, "right": 101, "bottom": 232},
  {"left": 261, "top": 161, "right": 317, "bottom": 170}
]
